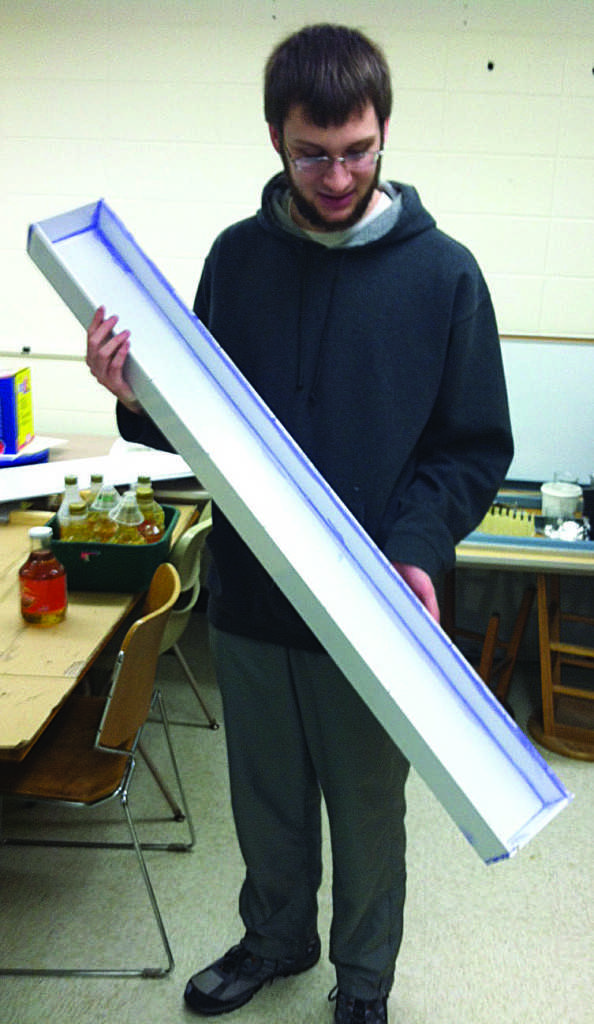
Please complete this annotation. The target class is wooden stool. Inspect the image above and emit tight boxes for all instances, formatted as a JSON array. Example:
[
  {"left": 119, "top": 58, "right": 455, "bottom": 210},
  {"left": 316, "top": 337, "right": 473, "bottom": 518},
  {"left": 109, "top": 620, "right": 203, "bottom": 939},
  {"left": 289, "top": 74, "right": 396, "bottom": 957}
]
[{"left": 528, "top": 572, "right": 594, "bottom": 761}]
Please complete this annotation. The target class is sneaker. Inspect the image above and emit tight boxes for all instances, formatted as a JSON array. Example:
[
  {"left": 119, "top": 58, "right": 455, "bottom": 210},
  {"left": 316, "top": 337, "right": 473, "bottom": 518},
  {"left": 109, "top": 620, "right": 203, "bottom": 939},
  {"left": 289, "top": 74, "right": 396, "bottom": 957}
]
[
  {"left": 184, "top": 935, "right": 321, "bottom": 1015},
  {"left": 330, "top": 987, "right": 388, "bottom": 1024}
]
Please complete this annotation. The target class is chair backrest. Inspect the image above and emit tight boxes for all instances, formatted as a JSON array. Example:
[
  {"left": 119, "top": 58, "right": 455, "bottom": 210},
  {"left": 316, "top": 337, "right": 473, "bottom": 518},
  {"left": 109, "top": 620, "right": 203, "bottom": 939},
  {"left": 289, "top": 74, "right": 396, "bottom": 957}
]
[
  {"left": 160, "top": 514, "right": 212, "bottom": 653},
  {"left": 98, "top": 562, "right": 181, "bottom": 751},
  {"left": 169, "top": 514, "right": 212, "bottom": 591}
]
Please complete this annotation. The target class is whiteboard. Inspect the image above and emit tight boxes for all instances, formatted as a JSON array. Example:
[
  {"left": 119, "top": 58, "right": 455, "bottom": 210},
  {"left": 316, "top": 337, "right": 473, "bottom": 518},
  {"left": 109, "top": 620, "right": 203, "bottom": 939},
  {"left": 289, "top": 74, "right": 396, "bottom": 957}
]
[{"left": 501, "top": 338, "right": 594, "bottom": 484}]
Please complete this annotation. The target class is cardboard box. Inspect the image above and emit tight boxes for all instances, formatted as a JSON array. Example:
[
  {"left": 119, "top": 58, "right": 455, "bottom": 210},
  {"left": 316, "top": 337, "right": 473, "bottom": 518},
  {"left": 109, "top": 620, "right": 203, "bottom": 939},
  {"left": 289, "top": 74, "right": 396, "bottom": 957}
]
[
  {"left": 48, "top": 504, "right": 180, "bottom": 592},
  {"left": 27, "top": 200, "right": 572, "bottom": 863},
  {"left": 0, "top": 366, "right": 34, "bottom": 454}
]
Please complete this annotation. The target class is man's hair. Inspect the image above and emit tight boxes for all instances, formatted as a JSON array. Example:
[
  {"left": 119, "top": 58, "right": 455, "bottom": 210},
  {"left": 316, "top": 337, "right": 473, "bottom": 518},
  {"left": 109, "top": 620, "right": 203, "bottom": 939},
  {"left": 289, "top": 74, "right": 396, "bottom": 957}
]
[{"left": 264, "top": 24, "right": 392, "bottom": 131}]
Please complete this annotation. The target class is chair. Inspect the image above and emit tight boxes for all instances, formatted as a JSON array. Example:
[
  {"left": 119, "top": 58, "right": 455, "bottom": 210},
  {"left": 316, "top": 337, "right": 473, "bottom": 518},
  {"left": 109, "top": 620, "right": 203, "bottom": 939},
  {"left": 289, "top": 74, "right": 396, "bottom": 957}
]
[
  {"left": 160, "top": 505, "right": 219, "bottom": 729},
  {"left": 0, "top": 562, "right": 194, "bottom": 978}
]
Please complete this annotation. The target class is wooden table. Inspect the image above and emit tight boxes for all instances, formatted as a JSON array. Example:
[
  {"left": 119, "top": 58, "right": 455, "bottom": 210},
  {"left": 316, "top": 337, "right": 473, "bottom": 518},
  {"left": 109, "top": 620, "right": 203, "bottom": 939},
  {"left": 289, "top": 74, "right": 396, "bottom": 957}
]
[{"left": 0, "top": 506, "right": 194, "bottom": 761}]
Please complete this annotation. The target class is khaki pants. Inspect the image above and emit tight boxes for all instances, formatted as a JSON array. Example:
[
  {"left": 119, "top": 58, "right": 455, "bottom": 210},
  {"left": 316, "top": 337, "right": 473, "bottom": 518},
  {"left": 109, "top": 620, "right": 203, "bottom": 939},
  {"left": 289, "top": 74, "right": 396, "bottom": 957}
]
[{"left": 209, "top": 625, "right": 410, "bottom": 1000}]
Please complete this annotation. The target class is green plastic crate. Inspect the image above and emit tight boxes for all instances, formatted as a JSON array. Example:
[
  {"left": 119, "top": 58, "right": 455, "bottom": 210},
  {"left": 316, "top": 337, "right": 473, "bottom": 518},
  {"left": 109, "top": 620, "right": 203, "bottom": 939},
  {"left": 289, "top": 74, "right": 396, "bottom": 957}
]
[{"left": 48, "top": 504, "right": 180, "bottom": 592}]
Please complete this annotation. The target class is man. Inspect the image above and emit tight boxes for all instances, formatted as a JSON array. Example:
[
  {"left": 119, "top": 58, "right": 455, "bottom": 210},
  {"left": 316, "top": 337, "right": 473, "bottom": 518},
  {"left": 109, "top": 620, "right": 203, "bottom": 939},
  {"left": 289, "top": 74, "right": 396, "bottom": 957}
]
[{"left": 87, "top": 24, "right": 513, "bottom": 1023}]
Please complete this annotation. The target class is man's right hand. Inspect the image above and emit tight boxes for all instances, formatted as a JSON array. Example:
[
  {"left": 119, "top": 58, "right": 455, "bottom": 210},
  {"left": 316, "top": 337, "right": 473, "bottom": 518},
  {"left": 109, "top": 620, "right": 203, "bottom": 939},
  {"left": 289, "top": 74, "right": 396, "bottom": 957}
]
[{"left": 86, "top": 306, "right": 143, "bottom": 414}]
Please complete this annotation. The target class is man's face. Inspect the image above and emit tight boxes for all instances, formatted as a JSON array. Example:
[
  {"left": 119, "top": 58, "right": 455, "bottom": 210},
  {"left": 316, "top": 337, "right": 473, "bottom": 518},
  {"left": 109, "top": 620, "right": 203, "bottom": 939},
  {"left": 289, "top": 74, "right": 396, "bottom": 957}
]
[{"left": 270, "top": 102, "right": 387, "bottom": 232}]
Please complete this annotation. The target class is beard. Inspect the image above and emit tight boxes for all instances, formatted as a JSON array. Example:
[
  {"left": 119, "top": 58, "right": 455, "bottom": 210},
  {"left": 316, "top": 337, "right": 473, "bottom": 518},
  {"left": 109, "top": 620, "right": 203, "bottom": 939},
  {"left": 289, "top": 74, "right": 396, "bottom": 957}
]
[{"left": 280, "top": 146, "right": 381, "bottom": 232}]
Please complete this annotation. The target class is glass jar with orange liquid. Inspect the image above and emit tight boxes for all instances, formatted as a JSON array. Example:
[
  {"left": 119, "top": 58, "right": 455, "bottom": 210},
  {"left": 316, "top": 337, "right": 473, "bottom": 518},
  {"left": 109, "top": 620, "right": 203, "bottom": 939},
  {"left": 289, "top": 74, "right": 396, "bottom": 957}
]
[{"left": 19, "top": 526, "right": 67, "bottom": 626}]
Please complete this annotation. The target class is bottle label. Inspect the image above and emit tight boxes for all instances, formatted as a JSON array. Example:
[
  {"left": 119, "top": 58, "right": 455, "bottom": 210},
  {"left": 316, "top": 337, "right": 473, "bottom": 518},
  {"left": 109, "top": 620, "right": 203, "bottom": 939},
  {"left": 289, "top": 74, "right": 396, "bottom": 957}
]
[{"left": 20, "top": 577, "right": 67, "bottom": 622}]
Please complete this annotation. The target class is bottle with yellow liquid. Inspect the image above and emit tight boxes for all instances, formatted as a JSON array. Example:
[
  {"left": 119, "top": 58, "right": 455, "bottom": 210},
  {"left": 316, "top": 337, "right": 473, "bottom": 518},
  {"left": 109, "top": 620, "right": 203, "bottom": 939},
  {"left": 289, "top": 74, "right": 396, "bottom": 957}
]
[
  {"left": 88, "top": 484, "right": 120, "bottom": 542},
  {"left": 86, "top": 472, "right": 104, "bottom": 507},
  {"left": 19, "top": 526, "right": 67, "bottom": 625},
  {"left": 61, "top": 500, "right": 90, "bottom": 541},
  {"left": 111, "top": 490, "right": 147, "bottom": 545},
  {"left": 136, "top": 485, "right": 165, "bottom": 543},
  {"left": 57, "top": 474, "right": 82, "bottom": 536}
]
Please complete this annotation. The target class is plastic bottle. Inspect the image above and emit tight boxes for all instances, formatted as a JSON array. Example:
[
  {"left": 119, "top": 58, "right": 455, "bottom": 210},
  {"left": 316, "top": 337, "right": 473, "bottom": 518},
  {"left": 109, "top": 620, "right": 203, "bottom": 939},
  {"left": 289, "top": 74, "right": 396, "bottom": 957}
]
[
  {"left": 136, "top": 485, "right": 165, "bottom": 543},
  {"left": 88, "top": 483, "right": 120, "bottom": 542},
  {"left": 19, "top": 525, "right": 68, "bottom": 625},
  {"left": 111, "top": 490, "right": 147, "bottom": 545},
  {"left": 129, "top": 473, "right": 152, "bottom": 494},
  {"left": 61, "top": 500, "right": 90, "bottom": 542},
  {"left": 57, "top": 474, "right": 82, "bottom": 536},
  {"left": 86, "top": 472, "right": 104, "bottom": 506}
]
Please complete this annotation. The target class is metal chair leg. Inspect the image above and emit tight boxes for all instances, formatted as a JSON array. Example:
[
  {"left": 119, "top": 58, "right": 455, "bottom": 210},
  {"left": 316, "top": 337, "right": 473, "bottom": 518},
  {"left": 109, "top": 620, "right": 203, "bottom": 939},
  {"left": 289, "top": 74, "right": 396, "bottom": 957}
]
[
  {"left": 120, "top": 789, "right": 175, "bottom": 978},
  {"left": 138, "top": 739, "right": 185, "bottom": 821},
  {"left": 171, "top": 641, "right": 219, "bottom": 730},
  {"left": 137, "top": 691, "right": 196, "bottom": 851},
  {"left": 0, "top": 787, "right": 175, "bottom": 978}
]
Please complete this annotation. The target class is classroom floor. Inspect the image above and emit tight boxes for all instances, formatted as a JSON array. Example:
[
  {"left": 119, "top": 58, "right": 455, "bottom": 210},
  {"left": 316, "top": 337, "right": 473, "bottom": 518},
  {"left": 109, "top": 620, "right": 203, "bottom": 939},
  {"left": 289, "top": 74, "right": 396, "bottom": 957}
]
[{"left": 1, "top": 610, "right": 592, "bottom": 1024}]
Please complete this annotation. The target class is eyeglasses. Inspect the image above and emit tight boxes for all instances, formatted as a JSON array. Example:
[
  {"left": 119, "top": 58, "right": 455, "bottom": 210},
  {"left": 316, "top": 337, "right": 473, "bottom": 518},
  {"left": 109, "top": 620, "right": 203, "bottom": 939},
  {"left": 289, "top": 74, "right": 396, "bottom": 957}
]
[{"left": 288, "top": 149, "right": 384, "bottom": 178}]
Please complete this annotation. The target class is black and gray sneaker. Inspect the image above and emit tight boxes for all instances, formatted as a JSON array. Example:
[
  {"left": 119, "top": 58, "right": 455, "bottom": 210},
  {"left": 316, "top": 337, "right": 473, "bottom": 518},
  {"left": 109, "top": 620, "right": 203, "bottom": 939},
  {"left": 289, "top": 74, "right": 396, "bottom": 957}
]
[
  {"left": 184, "top": 936, "right": 321, "bottom": 1015},
  {"left": 330, "top": 987, "right": 388, "bottom": 1024}
]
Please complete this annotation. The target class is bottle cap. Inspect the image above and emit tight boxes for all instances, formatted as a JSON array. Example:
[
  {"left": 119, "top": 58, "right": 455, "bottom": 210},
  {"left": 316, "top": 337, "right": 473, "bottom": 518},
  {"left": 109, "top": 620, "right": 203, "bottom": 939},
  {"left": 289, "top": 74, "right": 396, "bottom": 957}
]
[
  {"left": 29, "top": 525, "right": 53, "bottom": 542},
  {"left": 64, "top": 474, "right": 78, "bottom": 486},
  {"left": 68, "top": 501, "right": 87, "bottom": 516}
]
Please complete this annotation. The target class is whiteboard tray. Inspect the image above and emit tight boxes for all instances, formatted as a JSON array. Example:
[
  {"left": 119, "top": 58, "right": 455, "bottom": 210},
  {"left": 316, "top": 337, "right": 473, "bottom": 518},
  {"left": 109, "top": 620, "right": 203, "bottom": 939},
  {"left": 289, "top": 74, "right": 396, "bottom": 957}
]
[{"left": 27, "top": 199, "right": 572, "bottom": 863}]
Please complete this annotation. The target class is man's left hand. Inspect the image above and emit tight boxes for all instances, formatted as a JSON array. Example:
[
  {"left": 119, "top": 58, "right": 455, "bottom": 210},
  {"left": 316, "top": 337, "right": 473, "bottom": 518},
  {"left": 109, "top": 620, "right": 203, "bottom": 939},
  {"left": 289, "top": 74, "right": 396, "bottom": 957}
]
[{"left": 392, "top": 563, "right": 440, "bottom": 623}]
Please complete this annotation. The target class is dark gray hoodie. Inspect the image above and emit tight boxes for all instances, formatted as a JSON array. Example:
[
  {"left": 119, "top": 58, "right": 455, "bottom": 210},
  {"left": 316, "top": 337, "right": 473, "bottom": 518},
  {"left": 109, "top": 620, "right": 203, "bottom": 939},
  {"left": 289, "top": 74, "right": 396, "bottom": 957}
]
[{"left": 118, "top": 174, "right": 513, "bottom": 648}]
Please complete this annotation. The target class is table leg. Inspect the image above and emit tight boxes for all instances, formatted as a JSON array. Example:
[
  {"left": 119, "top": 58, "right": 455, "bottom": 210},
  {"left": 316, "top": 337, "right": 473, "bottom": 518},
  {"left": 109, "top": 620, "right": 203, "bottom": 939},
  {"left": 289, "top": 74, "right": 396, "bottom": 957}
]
[{"left": 537, "top": 573, "right": 556, "bottom": 737}]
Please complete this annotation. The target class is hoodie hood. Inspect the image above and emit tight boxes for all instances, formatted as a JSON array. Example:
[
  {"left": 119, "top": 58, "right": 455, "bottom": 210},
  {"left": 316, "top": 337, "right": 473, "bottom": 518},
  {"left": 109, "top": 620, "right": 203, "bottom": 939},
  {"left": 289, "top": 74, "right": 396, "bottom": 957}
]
[{"left": 257, "top": 172, "right": 436, "bottom": 250}]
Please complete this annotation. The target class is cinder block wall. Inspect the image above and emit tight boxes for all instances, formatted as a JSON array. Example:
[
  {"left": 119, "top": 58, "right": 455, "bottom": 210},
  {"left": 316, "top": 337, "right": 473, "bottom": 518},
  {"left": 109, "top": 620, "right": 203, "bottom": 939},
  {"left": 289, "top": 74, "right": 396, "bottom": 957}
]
[{"left": 2, "top": 1, "right": 593, "bottom": 435}]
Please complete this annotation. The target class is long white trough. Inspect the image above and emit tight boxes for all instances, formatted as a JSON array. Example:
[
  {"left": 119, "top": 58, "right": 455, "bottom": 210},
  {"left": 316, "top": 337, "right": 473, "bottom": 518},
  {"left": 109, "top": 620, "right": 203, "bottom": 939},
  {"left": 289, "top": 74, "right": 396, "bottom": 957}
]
[{"left": 27, "top": 200, "right": 572, "bottom": 864}]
